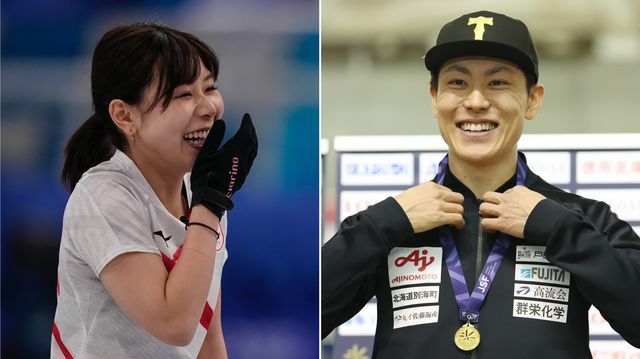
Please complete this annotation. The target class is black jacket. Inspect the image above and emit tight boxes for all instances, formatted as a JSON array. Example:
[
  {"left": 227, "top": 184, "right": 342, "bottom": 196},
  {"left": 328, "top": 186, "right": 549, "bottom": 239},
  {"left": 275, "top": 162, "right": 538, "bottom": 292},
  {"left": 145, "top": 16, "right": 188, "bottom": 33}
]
[{"left": 322, "top": 165, "right": 640, "bottom": 358}]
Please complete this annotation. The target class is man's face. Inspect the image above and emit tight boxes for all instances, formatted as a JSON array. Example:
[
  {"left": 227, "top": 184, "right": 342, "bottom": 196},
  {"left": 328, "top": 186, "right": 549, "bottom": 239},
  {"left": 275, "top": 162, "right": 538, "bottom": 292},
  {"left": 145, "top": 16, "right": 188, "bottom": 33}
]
[{"left": 430, "top": 57, "right": 543, "bottom": 167}]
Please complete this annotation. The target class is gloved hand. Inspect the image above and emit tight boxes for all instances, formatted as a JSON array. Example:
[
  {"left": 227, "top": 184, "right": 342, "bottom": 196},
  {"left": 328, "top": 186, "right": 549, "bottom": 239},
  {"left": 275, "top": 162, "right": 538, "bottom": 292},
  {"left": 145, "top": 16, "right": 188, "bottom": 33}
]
[{"left": 190, "top": 113, "right": 258, "bottom": 219}]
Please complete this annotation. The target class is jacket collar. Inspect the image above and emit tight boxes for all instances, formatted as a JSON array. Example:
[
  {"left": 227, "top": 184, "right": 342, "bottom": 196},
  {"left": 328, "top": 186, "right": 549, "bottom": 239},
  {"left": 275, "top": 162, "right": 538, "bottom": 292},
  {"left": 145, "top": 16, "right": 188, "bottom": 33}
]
[{"left": 439, "top": 151, "right": 539, "bottom": 199}]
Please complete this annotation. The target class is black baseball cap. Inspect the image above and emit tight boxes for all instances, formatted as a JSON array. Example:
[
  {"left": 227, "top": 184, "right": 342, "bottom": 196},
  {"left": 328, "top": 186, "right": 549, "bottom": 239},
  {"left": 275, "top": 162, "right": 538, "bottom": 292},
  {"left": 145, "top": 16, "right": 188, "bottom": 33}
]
[{"left": 424, "top": 10, "right": 539, "bottom": 82}]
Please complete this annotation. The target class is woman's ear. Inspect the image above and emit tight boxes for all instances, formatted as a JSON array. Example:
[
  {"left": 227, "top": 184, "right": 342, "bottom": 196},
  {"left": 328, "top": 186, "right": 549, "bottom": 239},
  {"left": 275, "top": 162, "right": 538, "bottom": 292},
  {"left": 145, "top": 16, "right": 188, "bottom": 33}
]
[{"left": 109, "top": 99, "right": 138, "bottom": 138}]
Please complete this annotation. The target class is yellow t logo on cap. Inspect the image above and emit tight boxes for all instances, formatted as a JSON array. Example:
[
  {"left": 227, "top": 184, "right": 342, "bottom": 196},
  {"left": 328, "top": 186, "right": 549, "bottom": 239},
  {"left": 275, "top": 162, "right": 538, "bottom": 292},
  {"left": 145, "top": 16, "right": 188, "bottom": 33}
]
[{"left": 468, "top": 16, "right": 494, "bottom": 40}]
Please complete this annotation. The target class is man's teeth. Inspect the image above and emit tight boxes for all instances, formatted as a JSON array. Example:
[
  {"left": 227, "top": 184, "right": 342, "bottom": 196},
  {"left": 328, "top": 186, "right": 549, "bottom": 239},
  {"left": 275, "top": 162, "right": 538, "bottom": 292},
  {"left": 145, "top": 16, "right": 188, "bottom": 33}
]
[{"left": 460, "top": 123, "right": 496, "bottom": 132}]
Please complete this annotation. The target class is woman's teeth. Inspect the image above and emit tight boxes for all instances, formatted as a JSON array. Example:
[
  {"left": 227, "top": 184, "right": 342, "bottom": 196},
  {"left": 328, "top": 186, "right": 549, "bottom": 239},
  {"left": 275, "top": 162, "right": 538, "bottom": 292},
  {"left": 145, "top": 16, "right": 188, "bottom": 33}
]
[{"left": 183, "top": 130, "right": 209, "bottom": 143}]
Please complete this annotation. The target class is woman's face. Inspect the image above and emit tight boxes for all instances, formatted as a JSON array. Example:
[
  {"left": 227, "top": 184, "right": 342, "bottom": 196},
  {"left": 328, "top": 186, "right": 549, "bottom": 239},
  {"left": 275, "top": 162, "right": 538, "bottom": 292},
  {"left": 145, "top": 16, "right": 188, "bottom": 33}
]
[{"left": 131, "top": 61, "right": 224, "bottom": 177}]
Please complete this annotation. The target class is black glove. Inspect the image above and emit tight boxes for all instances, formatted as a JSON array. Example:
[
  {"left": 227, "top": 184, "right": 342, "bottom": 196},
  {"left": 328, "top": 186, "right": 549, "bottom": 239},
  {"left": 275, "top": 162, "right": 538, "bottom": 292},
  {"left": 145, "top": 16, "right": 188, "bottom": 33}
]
[{"left": 190, "top": 113, "right": 258, "bottom": 219}]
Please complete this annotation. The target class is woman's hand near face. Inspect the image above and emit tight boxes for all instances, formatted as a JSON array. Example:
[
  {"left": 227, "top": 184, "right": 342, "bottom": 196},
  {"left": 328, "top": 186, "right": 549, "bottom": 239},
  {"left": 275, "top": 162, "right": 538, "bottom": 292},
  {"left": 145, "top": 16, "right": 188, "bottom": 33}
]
[{"left": 190, "top": 113, "right": 258, "bottom": 219}]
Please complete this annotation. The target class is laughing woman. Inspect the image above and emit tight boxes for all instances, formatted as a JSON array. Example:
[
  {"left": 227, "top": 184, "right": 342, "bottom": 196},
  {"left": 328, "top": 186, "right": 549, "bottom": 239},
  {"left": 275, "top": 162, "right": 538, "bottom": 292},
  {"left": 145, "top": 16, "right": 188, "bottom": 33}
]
[{"left": 51, "top": 23, "right": 257, "bottom": 358}]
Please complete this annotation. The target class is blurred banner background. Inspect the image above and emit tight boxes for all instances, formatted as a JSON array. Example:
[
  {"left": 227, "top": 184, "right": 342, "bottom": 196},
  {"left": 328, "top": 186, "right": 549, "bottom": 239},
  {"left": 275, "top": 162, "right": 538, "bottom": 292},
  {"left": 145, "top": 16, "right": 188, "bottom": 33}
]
[
  {"left": 321, "top": 1, "right": 640, "bottom": 358},
  {"left": 1, "top": 0, "right": 319, "bottom": 358},
  {"left": 322, "top": 0, "right": 640, "bottom": 239}
]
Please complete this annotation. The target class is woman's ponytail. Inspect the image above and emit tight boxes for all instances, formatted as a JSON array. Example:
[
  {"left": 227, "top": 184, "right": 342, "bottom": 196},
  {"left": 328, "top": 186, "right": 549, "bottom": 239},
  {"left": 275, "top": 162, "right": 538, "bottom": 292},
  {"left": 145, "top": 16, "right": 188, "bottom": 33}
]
[{"left": 61, "top": 113, "right": 114, "bottom": 192}]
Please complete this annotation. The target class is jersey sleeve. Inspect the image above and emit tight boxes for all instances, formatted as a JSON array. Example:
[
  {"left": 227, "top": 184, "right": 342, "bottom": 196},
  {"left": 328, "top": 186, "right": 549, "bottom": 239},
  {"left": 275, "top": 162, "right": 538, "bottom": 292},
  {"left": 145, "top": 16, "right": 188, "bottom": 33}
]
[
  {"left": 64, "top": 179, "right": 160, "bottom": 277},
  {"left": 321, "top": 197, "right": 413, "bottom": 338},
  {"left": 525, "top": 198, "right": 640, "bottom": 347}
]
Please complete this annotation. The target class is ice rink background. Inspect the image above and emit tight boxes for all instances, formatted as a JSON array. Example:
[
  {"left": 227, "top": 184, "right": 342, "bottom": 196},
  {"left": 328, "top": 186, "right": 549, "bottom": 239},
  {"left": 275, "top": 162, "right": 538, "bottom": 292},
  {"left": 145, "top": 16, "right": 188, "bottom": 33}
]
[{"left": 1, "top": 0, "right": 319, "bottom": 358}]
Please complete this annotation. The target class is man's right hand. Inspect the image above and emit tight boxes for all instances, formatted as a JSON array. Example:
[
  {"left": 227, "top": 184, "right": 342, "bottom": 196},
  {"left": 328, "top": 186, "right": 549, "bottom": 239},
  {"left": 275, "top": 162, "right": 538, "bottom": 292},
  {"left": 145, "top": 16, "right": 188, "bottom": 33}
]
[{"left": 394, "top": 182, "right": 465, "bottom": 233}]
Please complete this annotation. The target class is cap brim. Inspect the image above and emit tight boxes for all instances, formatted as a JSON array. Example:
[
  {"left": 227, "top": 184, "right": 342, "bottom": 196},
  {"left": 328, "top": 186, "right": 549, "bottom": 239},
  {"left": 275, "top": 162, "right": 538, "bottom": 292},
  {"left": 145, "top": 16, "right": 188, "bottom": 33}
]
[{"left": 424, "top": 40, "right": 538, "bottom": 82}]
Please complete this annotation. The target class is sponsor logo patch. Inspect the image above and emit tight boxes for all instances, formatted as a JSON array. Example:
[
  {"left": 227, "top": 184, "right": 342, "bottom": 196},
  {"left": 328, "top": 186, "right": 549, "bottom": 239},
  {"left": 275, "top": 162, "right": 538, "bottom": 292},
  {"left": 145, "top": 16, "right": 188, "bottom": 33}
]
[
  {"left": 513, "top": 299, "right": 568, "bottom": 323},
  {"left": 515, "top": 245, "right": 549, "bottom": 263},
  {"left": 153, "top": 230, "right": 172, "bottom": 247},
  {"left": 513, "top": 283, "right": 569, "bottom": 303},
  {"left": 391, "top": 285, "right": 439, "bottom": 308},
  {"left": 388, "top": 247, "right": 442, "bottom": 329},
  {"left": 515, "top": 264, "right": 570, "bottom": 285},
  {"left": 393, "top": 305, "right": 439, "bottom": 329},
  {"left": 388, "top": 247, "right": 442, "bottom": 288}
]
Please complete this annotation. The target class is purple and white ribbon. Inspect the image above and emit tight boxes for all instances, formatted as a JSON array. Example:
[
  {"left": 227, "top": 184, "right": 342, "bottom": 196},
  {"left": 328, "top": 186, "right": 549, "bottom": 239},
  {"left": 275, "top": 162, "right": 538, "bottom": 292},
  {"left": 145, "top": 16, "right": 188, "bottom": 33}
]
[{"left": 436, "top": 154, "right": 526, "bottom": 323}]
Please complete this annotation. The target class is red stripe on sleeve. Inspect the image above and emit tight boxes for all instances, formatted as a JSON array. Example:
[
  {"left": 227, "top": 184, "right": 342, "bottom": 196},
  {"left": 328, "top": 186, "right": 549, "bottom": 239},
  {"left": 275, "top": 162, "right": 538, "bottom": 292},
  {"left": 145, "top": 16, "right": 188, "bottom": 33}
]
[
  {"left": 199, "top": 303, "right": 213, "bottom": 330},
  {"left": 164, "top": 237, "right": 213, "bottom": 330},
  {"left": 161, "top": 252, "right": 175, "bottom": 271},
  {"left": 52, "top": 322, "right": 74, "bottom": 359},
  {"left": 173, "top": 245, "right": 184, "bottom": 262},
  {"left": 162, "top": 244, "right": 185, "bottom": 272}
]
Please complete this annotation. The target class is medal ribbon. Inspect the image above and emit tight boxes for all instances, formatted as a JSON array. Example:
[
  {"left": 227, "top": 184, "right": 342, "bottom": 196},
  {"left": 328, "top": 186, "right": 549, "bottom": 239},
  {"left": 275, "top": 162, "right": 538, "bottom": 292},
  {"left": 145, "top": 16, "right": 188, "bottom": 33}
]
[{"left": 436, "top": 154, "right": 526, "bottom": 323}]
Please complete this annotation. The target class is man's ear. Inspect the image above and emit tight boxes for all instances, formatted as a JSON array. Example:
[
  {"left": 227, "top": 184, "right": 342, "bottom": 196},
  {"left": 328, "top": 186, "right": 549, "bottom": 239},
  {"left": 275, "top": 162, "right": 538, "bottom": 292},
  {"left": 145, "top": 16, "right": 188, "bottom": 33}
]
[
  {"left": 430, "top": 84, "right": 439, "bottom": 119},
  {"left": 109, "top": 99, "right": 138, "bottom": 137},
  {"left": 525, "top": 83, "right": 544, "bottom": 120}
]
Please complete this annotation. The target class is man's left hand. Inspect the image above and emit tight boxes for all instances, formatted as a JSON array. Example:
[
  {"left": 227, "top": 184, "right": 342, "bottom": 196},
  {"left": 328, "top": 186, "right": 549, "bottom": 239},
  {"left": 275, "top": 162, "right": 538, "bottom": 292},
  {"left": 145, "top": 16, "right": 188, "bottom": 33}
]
[{"left": 479, "top": 186, "right": 546, "bottom": 238}]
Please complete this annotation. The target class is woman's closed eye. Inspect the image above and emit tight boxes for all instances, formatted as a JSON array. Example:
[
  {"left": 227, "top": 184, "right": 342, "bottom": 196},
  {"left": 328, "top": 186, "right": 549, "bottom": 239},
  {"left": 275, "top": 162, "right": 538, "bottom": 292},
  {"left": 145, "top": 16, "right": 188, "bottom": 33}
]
[{"left": 174, "top": 92, "right": 192, "bottom": 99}]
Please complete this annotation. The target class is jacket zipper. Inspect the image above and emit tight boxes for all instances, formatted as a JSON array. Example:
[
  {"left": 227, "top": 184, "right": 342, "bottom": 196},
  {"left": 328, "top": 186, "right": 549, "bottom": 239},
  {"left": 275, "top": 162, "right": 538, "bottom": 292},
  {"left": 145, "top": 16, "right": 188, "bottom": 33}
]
[
  {"left": 472, "top": 207, "right": 484, "bottom": 359},
  {"left": 475, "top": 213, "right": 484, "bottom": 283}
]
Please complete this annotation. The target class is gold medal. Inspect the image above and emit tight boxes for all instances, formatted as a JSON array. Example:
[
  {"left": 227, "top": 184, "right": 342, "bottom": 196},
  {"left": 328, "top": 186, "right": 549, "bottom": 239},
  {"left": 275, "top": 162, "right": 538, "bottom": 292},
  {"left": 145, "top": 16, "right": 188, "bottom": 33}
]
[{"left": 454, "top": 322, "right": 480, "bottom": 351}]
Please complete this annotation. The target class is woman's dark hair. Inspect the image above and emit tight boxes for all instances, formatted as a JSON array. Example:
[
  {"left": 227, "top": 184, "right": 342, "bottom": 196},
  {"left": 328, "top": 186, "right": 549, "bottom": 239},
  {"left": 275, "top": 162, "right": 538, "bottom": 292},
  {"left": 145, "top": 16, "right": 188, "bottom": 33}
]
[{"left": 61, "top": 22, "right": 220, "bottom": 192}]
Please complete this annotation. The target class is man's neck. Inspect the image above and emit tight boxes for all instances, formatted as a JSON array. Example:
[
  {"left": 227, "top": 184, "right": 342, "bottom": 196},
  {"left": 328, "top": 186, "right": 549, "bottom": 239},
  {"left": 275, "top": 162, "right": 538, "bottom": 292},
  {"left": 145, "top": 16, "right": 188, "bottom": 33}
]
[{"left": 448, "top": 152, "right": 518, "bottom": 199}]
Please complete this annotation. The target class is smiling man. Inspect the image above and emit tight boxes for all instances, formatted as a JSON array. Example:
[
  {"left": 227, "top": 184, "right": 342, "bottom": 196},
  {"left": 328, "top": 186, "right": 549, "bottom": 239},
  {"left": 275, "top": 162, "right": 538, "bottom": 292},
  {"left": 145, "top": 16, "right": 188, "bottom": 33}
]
[{"left": 322, "top": 10, "right": 640, "bottom": 358}]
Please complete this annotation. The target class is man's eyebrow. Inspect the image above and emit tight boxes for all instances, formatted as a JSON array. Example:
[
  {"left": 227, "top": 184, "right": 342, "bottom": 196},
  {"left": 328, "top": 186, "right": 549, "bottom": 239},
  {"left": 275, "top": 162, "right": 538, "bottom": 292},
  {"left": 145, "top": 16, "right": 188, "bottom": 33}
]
[
  {"left": 485, "top": 65, "right": 514, "bottom": 76},
  {"left": 442, "top": 64, "right": 470, "bottom": 75}
]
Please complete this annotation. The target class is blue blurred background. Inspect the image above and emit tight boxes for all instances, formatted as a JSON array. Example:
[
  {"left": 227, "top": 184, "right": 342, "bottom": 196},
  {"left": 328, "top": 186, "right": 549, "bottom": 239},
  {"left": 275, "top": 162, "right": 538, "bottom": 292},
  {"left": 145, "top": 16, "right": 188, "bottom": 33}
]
[{"left": 1, "top": 0, "right": 319, "bottom": 357}]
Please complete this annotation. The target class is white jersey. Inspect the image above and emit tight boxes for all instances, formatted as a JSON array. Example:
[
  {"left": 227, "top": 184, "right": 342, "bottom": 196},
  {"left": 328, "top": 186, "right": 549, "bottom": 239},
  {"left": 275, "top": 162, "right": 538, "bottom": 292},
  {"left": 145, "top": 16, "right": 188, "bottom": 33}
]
[{"left": 51, "top": 150, "right": 228, "bottom": 358}]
